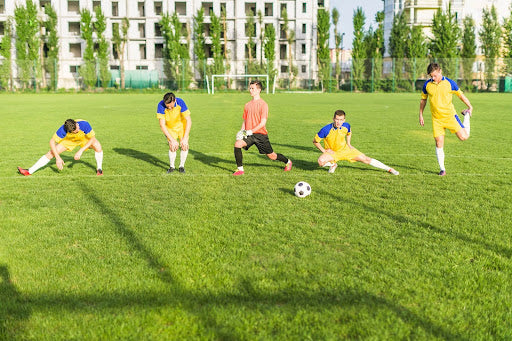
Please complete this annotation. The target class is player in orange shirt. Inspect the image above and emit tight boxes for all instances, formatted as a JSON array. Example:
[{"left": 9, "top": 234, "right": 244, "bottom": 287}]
[{"left": 232, "top": 80, "right": 292, "bottom": 175}]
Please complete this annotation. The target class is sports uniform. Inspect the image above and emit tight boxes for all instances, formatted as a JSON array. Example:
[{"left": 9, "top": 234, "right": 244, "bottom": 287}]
[
  {"left": 52, "top": 119, "right": 95, "bottom": 151},
  {"left": 242, "top": 98, "right": 273, "bottom": 154},
  {"left": 156, "top": 98, "right": 190, "bottom": 140},
  {"left": 314, "top": 122, "right": 363, "bottom": 162}
]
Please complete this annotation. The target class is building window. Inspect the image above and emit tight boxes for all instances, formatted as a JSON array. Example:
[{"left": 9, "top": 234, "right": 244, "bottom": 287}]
[
  {"left": 301, "top": 65, "right": 307, "bottom": 73},
  {"left": 112, "top": 2, "right": 119, "bottom": 16},
  {"left": 69, "top": 43, "right": 81, "bottom": 58},
  {"left": 154, "top": 23, "right": 162, "bottom": 37},
  {"left": 68, "top": 22, "right": 80, "bottom": 35},
  {"left": 280, "top": 44, "right": 286, "bottom": 60},
  {"left": 302, "top": 44, "right": 306, "bottom": 54},
  {"left": 67, "top": 0, "right": 79, "bottom": 13},
  {"left": 245, "top": 44, "right": 256, "bottom": 59},
  {"left": 204, "top": 23, "right": 211, "bottom": 37},
  {"left": 302, "top": 3, "right": 307, "bottom": 13},
  {"left": 318, "top": 0, "right": 324, "bottom": 8},
  {"left": 302, "top": 23, "right": 306, "bottom": 34},
  {"left": 155, "top": 43, "right": 163, "bottom": 58},
  {"left": 245, "top": 23, "right": 256, "bottom": 37},
  {"left": 181, "top": 23, "right": 188, "bottom": 36},
  {"left": 264, "top": 3, "right": 273, "bottom": 16},
  {"left": 138, "top": 23, "right": 145, "bottom": 38},
  {"left": 139, "top": 44, "right": 146, "bottom": 59},
  {"left": 154, "top": 1, "right": 162, "bottom": 15},
  {"left": 280, "top": 4, "right": 286, "bottom": 15},
  {"left": 220, "top": 2, "right": 226, "bottom": 15},
  {"left": 40, "top": 0, "right": 51, "bottom": 9},
  {"left": 112, "top": 44, "right": 118, "bottom": 59},
  {"left": 203, "top": 2, "right": 213, "bottom": 16},
  {"left": 0, "top": 21, "right": 4, "bottom": 35},
  {"left": 280, "top": 65, "right": 288, "bottom": 73},
  {"left": 280, "top": 24, "right": 286, "bottom": 39},
  {"left": 70, "top": 65, "right": 79, "bottom": 73},
  {"left": 245, "top": 2, "right": 256, "bottom": 16},
  {"left": 92, "top": 1, "right": 100, "bottom": 10},
  {"left": 205, "top": 44, "right": 212, "bottom": 58},
  {"left": 138, "top": 2, "right": 145, "bottom": 16},
  {"left": 136, "top": 65, "right": 149, "bottom": 70},
  {"left": 0, "top": 0, "right": 4, "bottom": 14},
  {"left": 175, "top": 2, "right": 186, "bottom": 15},
  {"left": 110, "top": 65, "right": 120, "bottom": 70}
]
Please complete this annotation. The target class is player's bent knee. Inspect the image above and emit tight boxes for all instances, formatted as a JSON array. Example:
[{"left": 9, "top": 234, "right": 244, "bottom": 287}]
[{"left": 267, "top": 153, "right": 277, "bottom": 160}]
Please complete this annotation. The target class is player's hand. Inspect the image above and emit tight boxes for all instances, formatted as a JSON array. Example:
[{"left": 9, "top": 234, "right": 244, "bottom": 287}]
[
  {"left": 419, "top": 115, "right": 424, "bottom": 127},
  {"left": 180, "top": 137, "right": 189, "bottom": 151},
  {"left": 246, "top": 130, "right": 253, "bottom": 136},
  {"left": 236, "top": 130, "right": 245, "bottom": 140},
  {"left": 56, "top": 158, "right": 65, "bottom": 171},
  {"left": 326, "top": 149, "right": 334, "bottom": 155},
  {"left": 74, "top": 149, "right": 83, "bottom": 160},
  {"left": 168, "top": 138, "right": 179, "bottom": 152}
]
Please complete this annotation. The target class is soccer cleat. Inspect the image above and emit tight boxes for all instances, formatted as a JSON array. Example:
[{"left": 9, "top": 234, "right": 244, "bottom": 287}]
[
  {"left": 166, "top": 167, "right": 175, "bottom": 174},
  {"left": 232, "top": 170, "right": 245, "bottom": 176},
  {"left": 284, "top": 160, "right": 293, "bottom": 172},
  {"left": 178, "top": 166, "right": 185, "bottom": 173},
  {"left": 328, "top": 163, "right": 338, "bottom": 173},
  {"left": 17, "top": 167, "right": 31, "bottom": 176},
  {"left": 388, "top": 168, "right": 399, "bottom": 176},
  {"left": 96, "top": 169, "right": 103, "bottom": 176},
  {"left": 438, "top": 170, "right": 446, "bottom": 176}
]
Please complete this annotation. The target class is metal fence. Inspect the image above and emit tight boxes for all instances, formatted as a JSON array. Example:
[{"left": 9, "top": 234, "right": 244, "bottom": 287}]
[{"left": 1, "top": 58, "right": 512, "bottom": 93}]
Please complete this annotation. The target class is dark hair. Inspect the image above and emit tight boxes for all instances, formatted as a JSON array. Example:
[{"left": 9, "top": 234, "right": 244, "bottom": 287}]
[
  {"left": 250, "top": 80, "right": 263, "bottom": 90},
  {"left": 163, "top": 92, "right": 176, "bottom": 104},
  {"left": 64, "top": 119, "right": 77, "bottom": 133},
  {"left": 427, "top": 62, "right": 441, "bottom": 75},
  {"left": 333, "top": 110, "right": 346, "bottom": 118}
]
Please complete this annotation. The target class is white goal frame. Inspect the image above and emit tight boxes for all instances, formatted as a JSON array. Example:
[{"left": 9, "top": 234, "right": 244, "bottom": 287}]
[{"left": 210, "top": 74, "right": 270, "bottom": 94}]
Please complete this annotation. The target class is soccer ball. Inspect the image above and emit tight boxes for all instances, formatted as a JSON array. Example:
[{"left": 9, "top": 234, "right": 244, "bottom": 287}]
[{"left": 294, "top": 181, "right": 311, "bottom": 198}]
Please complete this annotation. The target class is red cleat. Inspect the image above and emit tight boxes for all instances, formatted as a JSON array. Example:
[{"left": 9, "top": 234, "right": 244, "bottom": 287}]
[
  {"left": 232, "top": 170, "right": 244, "bottom": 176},
  {"left": 17, "top": 167, "right": 31, "bottom": 176},
  {"left": 284, "top": 160, "right": 293, "bottom": 171},
  {"left": 96, "top": 169, "right": 103, "bottom": 176},
  {"left": 438, "top": 170, "right": 446, "bottom": 176}
]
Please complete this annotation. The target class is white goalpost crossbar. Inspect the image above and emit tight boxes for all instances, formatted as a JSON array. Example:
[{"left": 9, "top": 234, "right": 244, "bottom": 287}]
[{"left": 211, "top": 74, "right": 270, "bottom": 94}]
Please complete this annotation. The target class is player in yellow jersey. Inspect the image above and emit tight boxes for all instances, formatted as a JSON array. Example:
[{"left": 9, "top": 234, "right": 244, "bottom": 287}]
[
  {"left": 313, "top": 110, "right": 399, "bottom": 175},
  {"left": 156, "top": 92, "right": 192, "bottom": 173},
  {"left": 17, "top": 119, "right": 103, "bottom": 176},
  {"left": 419, "top": 62, "right": 473, "bottom": 176}
]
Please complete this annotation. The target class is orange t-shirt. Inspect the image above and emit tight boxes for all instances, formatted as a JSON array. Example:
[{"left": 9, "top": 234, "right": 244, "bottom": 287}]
[{"left": 243, "top": 98, "right": 268, "bottom": 135}]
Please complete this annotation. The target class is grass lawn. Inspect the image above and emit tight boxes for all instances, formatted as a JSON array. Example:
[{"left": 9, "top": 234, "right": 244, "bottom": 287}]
[{"left": 1, "top": 92, "right": 511, "bottom": 339}]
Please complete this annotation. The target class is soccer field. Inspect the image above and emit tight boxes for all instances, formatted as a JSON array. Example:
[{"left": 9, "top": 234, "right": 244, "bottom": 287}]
[{"left": 1, "top": 92, "right": 511, "bottom": 339}]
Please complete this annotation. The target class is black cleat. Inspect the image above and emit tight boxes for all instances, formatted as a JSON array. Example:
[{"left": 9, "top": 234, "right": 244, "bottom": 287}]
[
  {"left": 167, "top": 167, "right": 175, "bottom": 174},
  {"left": 179, "top": 167, "right": 185, "bottom": 173}
]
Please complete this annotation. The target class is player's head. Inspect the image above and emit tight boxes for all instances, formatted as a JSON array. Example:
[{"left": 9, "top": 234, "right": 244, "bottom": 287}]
[
  {"left": 427, "top": 63, "right": 443, "bottom": 83},
  {"left": 64, "top": 119, "right": 78, "bottom": 133},
  {"left": 333, "top": 110, "right": 346, "bottom": 128},
  {"left": 163, "top": 92, "right": 176, "bottom": 108},
  {"left": 250, "top": 80, "right": 263, "bottom": 90}
]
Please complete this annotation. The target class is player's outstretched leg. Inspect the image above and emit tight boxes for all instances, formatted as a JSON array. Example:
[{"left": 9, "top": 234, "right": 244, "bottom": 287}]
[{"left": 233, "top": 147, "right": 244, "bottom": 175}]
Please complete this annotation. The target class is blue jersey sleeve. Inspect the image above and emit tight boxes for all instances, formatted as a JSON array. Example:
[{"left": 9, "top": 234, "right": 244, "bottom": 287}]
[
  {"left": 55, "top": 125, "right": 67, "bottom": 138},
  {"left": 157, "top": 100, "right": 166, "bottom": 114},
  {"left": 446, "top": 77, "right": 459, "bottom": 91},
  {"left": 342, "top": 122, "right": 351, "bottom": 133},
  {"left": 422, "top": 79, "right": 431, "bottom": 95},
  {"left": 79, "top": 121, "right": 92, "bottom": 134},
  {"left": 317, "top": 123, "right": 333, "bottom": 139},
  {"left": 176, "top": 98, "right": 188, "bottom": 112}
]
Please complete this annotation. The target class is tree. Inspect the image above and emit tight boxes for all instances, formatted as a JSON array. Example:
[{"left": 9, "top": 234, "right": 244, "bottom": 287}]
[
  {"left": 316, "top": 8, "right": 330, "bottom": 90},
  {"left": 501, "top": 8, "right": 512, "bottom": 75},
  {"left": 112, "top": 18, "right": 129, "bottom": 89},
  {"left": 209, "top": 11, "right": 224, "bottom": 76},
  {"left": 258, "top": 10, "right": 263, "bottom": 68},
  {"left": 0, "top": 18, "right": 13, "bottom": 90},
  {"left": 479, "top": 5, "right": 501, "bottom": 90},
  {"left": 430, "top": 4, "right": 461, "bottom": 78},
  {"left": 94, "top": 6, "right": 111, "bottom": 88},
  {"left": 370, "top": 11, "right": 385, "bottom": 92},
  {"left": 221, "top": 6, "right": 231, "bottom": 87},
  {"left": 246, "top": 10, "right": 257, "bottom": 73},
  {"left": 160, "top": 13, "right": 190, "bottom": 87},
  {"left": 460, "top": 16, "right": 476, "bottom": 91},
  {"left": 193, "top": 8, "right": 206, "bottom": 81},
  {"left": 263, "top": 23, "right": 277, "bottom": 87},
  {"left": 43, "top": 4, "right": 59, "bottom": 90},
  {"left": 407, "top": 26, "right": 429, "bottom": 91},
  {"left": 281, "top": 8, "right": 297, "bottom": 86},
  {"left": 351, "top": 7, "right": 366, "bottom": 91},
  {"left": 80, "top": 8, "right": 96, "bottom": 89},
  {"left": 14, "top": 1, "right": 40, "bottom": 89},
  {"left": 388, "top": 10, "right": 408, "bottom": 90},
  {"left": 332, "top": 7, "right": 341, "bottom": 90}
]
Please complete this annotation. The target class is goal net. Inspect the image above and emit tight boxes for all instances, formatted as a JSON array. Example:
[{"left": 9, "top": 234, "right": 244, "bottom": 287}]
[{"left": 210, "top": 74, "right": 270, "bottom": 94}]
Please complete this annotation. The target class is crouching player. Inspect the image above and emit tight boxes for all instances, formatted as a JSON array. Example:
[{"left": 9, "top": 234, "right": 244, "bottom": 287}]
[
  {"left": 17, "top": 119, "right": 103, "bottom": 176},
  {"left": 313, "top": 110, "right": 399, "bottom": 175}
]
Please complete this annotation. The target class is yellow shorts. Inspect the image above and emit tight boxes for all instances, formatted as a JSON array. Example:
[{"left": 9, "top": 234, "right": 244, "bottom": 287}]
[
  {"left": 333, "top": 147, "right": 363, "bottom": 163},
  {"left": 166, "top": 127, "right": 185, "bottom": 140},
  {"left": 58, "top": 138, "right": 91, "bottom": 152},
  {"left": 432, "top": 115, "right": 464, "bottom": 138}
]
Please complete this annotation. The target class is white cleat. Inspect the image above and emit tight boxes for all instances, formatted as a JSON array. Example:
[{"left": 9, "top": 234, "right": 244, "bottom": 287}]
[
  {"left": 389, "top": 168, "right": 399, "bottom": 176},
  {"left": 328, "top": 163, "right": 338, "bottom": 173}
]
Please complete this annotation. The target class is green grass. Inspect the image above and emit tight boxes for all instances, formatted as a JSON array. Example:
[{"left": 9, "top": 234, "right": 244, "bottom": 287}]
[{"left": 1, "top": 92, "right": 512, "bottom": 340}]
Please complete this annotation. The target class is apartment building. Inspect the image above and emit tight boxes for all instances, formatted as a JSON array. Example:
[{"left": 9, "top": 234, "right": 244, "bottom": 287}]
[{"left": 0, "top": 0, "right": 329, "bottom": 88}]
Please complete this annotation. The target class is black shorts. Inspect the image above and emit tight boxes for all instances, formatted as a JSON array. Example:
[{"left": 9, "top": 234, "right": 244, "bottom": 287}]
[{"left": 243, "top": 133, "right": 274, "bottom": 154}]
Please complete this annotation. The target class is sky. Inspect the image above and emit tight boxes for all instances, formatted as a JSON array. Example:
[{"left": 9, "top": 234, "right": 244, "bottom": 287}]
[{"left": 329, "top": 0, "right": 384, "bottom": 49}]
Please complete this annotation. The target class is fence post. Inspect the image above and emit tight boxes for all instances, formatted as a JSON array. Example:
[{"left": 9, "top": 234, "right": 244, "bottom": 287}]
[
  {"left": 392, "top": 58, "right": 396, "bottom": 93},
  {"left": 371, "top": 58, "right": 374, "bottom": 93}
]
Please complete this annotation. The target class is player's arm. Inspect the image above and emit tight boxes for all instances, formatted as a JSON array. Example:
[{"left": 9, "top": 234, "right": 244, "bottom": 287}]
[
  {"left": 247, "top": 118, "right": 267, "bottom": 135},
  {"left": 457, "top": 93, "right": 473, "bottom": 113},
  {"left": 74, "top": 137, "right": 97, "bottom": 160},
  {"left": 49, "top": 138, "right": 65, "bottom": 170},
  {"left": 346, "top": 133, "right": 354, "bottom": 149},
  {"left": 419, "top": 98, "right": 427, "bottom": 126},
  {"left": 180, "top": 115, "right": 192, "bottom": 150}
]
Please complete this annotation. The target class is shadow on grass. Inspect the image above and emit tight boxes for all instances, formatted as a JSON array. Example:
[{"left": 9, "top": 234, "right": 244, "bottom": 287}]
[
  {"left": 0, "top": 265, "right": 30, "bottom": 340},
  {"left": 188, "top": 150, "right": 233, "bottom": 172},
  {"left": 113, "top": 148, "right": 168, "bottom": 170}
]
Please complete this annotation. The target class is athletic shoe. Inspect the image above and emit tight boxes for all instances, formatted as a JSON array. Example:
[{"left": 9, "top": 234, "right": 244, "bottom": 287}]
[
  {"left": 388, "top": 168, "right": 399, "bottom": 176},
  {"left": 179, "top": 167, "right": 185, "bottom": 173},
  {"left": 328, "top": 163, "right": 338, "bottom": 173},
  {"left": 96, "top": 169, "right": 103, "bottom": 176},
  {"left": 166, "top": 167, "right": 175, "bottom": 174},
  {"left": 439, "top": 170, "right": 446, "bottom": 176},
  {"left": 17, "top": 167, "right": 30, "bottom": 176},
  {"left": 284, "top": 160, "right": 293, "bottom": 171},
  {"left": 232, "top": 170, "right": 244, "bottom": 176}
]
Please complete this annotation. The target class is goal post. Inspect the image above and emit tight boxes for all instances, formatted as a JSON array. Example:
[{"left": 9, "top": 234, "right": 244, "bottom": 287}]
[{"left": 211, "top": 74, "right": 270, "bottom": 94}]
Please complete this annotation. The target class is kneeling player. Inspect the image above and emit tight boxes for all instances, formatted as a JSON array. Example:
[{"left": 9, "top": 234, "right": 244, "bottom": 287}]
[
  {"left": 313, "top": 110, "right": 399, "bottom": 175},
  {"left": 18, "top": 119, "right": 104, "bottom": 176}
]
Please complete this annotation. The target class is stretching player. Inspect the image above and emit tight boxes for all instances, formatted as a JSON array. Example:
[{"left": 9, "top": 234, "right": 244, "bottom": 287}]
[
  {"left": 313, "top": 110, "right": 399, "bottom": 175},
  {"left": 17, "top": 119, "right": 103, "bottom": 176}
]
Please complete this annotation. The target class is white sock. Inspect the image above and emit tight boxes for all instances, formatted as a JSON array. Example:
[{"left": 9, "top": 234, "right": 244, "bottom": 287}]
[
  {"left": 436, "top": 147, "right": 445, "bottom": 171},
  {"left": 168, "top": 151, "right": 176, "bottom": 168},
  {"left": 238, "top": 166, "right": 244, "bottom": 171},
  {"left": 95, "top": 151, "right": 103, "bottom": 170},
  {"left": 323, "top": 162, "right": 334, "bottom": 167},
  {"left": 369, "top": 158, "right": 390, "bottom": 171},
  {"left": 463, "top": 114, "right": 471, "bottom": 136},
  {"left": 179, "top": 150, "right": 188, "bottom": 168},
  {"left": 29, "top": 155, "right": 51, "bottom": 174}
]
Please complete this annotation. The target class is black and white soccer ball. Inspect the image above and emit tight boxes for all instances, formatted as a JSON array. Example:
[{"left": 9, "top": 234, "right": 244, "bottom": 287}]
[{"left": 294, "top": 181, "right": 311, "bottom": 198}]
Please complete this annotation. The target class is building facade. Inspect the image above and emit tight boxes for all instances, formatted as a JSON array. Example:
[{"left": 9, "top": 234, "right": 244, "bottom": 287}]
[{"left": 0, "top": 0, "right": 329, "bottom": 88}]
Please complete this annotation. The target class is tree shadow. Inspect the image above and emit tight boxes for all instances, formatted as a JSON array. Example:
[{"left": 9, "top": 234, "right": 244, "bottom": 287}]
[
  {"left": 188, "top": 150, "right": 233, "bottom": 172},
  {"left": 0, "top": 265, "right": 31, "bottom": 340},
  {"left": 273, "top": 142, "right": 317, "bottom": 153},
  {"left": 113, "top": 148, "right": 168, "bottom": 170}
]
